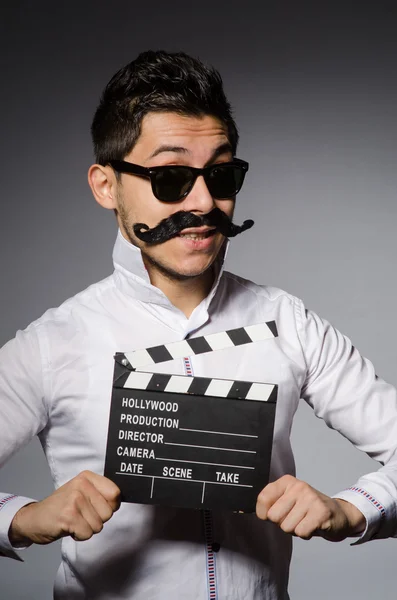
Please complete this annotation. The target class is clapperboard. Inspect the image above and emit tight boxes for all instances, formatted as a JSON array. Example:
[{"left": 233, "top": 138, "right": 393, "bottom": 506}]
[{"left": 104, "top": 323, "right": 278, "bottom": 512}]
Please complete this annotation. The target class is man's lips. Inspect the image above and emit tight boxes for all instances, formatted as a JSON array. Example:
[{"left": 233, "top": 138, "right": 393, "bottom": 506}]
[{"left": 178, "top": 226, "right": 217, "bottom": 236}]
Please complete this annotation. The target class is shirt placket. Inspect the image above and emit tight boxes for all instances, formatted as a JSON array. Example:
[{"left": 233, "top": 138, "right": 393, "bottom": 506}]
[{"left": 183, "top": 355, "right": 218, "bottom": 600}]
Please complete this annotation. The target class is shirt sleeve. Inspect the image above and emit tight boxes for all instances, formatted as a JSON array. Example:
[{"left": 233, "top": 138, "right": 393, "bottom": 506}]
[
  {"left": 0, "top": 324, "right": 48, "bottom": 558},
  {"left": 296, "top": 304, "right": 397, "bottom": 543}
]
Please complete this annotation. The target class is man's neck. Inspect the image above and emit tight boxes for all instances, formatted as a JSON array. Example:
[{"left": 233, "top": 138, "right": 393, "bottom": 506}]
[{"left": 145, "top": 264, "right": 215, "bottom": 318}]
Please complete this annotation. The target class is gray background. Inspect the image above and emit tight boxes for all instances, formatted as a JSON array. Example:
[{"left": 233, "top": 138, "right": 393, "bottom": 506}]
[{"left": 1, "top": 1, "right": 396, "bottom": 598}]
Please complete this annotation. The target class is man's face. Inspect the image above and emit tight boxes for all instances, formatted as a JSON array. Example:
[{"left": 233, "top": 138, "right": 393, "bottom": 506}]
[{"left": 115, "top": 112, "right": 235, "bottom": 281}]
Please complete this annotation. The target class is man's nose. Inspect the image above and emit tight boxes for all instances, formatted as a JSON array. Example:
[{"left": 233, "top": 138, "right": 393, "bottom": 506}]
[{"left": 180, "top": 175, "right": 216, "bottom": 214}]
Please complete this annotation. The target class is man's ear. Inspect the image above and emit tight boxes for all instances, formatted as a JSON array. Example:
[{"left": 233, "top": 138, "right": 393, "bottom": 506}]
[{"left": 88, "top": 164, "right": 118, "bottom": 210}]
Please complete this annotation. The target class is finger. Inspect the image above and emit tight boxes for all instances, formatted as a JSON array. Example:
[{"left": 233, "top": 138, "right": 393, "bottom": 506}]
[
  {"left": 69, "top": 512, "right": 96, "bottom": 542},
  {"left": 72, "top": 478, "right": 116, "bottom": 524},
  {"left": 266, "top": 495, "right": 298, "bottom": 526},
  {"left": 256, "top": 477, "right": 293, "bottom": 519},
  {"left": 79, "top": 471, "right": 121, "bottom": 511},
  {"left": 57, "top": 491, "right": 101, "bottom": 541},
  {"left": 293, "top": 501, "right": 334, "bottom": 540},
  {"left": 87, "top": 491, "right": 114, "bottom": 524},
  {"left": 77, "top": 497, "right": 106, "bottom": 536},
  {"left": 293, "top": 514, "right": 321, "bottom": 540},
  {"left": 277, "top": 503, "right": 309, "bottom": 535},
  {"left": 57, "top": 494, "right": 97, "bottom": 541}
]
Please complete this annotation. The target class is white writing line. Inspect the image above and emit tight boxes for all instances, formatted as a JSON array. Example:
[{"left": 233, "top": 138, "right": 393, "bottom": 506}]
[
  {"left": 150, "top": 477, "right": 155, "bottom": 499},
  {"left": 180, "top": 427, "right": 258, "bottom": 438},
  {"left": 164, "top": 442, "right": 256, "bottom": 454},
  {"left": 115, "top": 472, "right": 253, "bottom": 488},
  {"left": 201, "top": 482, "right": 206, "bottom": 504},
  {"left": 156, "top": 457, "right": 254, "bottom": 469}
]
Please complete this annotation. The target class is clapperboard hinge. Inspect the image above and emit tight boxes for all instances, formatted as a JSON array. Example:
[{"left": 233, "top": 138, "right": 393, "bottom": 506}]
[{"left": 114, "top": 321, "right": 278, "bottom": 403}]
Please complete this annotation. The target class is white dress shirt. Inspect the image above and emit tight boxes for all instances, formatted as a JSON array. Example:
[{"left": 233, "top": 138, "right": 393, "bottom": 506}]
[{"left": 1, "top": 230, "right": 397, "bottom": 600}]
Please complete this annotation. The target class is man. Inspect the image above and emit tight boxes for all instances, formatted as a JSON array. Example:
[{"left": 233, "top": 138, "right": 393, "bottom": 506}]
[{"left": 0, "top": 50, "right": 396, "bottom": 599}]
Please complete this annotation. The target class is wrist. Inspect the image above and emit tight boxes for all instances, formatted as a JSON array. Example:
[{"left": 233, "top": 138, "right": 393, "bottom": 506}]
[
  {"left": 335, "top": 498, "right": 366, "bottom": 535},
  {"left": 8, "top": 503, "right": 36, "bottom": 547}
]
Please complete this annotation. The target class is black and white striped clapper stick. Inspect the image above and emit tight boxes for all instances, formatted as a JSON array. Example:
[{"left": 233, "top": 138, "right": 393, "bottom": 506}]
[{"left": 118, "top": 322, "right": 278, "bottom": 403}]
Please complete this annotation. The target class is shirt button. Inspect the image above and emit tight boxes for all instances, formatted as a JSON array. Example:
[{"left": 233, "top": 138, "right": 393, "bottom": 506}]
[{"left": 212, "top": 542, "right": 221, "bottom": 552}]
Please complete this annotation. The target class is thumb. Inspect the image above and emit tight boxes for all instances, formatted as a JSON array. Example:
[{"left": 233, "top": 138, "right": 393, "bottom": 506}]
[{"left": 81, "top": 471, "right": 121, "bottom": 510}]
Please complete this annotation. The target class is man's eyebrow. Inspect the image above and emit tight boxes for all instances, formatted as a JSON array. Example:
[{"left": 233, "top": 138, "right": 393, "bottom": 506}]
[
  {"left": 148, "top": 145, "right": 189, "bottom": 159},
  {"left": 206, "top": 142, "right": 233, "bottom": 165},
  {"left": 147, "top": 142, "right": 233, "bottom": 162}
]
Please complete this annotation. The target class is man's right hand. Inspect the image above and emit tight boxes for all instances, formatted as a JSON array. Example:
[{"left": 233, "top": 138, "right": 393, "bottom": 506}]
[{"left": 9, "top": 470, "right": 121, "bottom": 546}]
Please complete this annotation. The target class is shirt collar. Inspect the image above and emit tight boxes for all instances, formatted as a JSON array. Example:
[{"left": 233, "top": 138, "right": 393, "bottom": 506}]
[{"left": 112, "top": 229, "right": 228, "bottom": 312}]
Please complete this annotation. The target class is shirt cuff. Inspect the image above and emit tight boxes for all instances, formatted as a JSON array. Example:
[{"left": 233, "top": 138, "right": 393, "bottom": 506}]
[
  {"left": 0, "top": 495, "right": 37, "bottom": 560},
  {"left": 332, "top": 486, "right": 386, "bottom": 545}
]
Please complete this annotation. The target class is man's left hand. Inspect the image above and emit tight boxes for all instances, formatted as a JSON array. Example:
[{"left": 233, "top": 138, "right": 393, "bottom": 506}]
[{"left": 256, "top": 474, "right": 365, "bottom": 541}]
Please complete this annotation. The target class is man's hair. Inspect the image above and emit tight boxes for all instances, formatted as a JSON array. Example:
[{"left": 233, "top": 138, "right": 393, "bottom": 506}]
[{"left": 91, "top": 50, "right": 239, "bottom": 165}]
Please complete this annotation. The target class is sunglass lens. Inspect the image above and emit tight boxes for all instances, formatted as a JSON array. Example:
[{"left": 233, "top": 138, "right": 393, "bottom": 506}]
[
  {"left": 153, "top": 167, "right": 193, "bottom": 202},
  {"left": 207, "top": 165, "right": 245, "bottom": 198}
]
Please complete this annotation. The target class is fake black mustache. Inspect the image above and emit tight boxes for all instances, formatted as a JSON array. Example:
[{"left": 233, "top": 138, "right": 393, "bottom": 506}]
[{"left": 133, "top": 208, "right": 254, "bottom": 245}]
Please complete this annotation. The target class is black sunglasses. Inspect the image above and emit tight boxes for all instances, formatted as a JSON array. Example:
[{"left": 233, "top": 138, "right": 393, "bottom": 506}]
[{"left": 108, "top": 158, "right": 249, "bottom": 203}]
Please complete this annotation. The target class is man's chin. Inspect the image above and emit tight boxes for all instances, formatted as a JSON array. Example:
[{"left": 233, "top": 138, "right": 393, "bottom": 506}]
[{"left": 142, "top": 252, "right": 216, "bottom": 283}]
